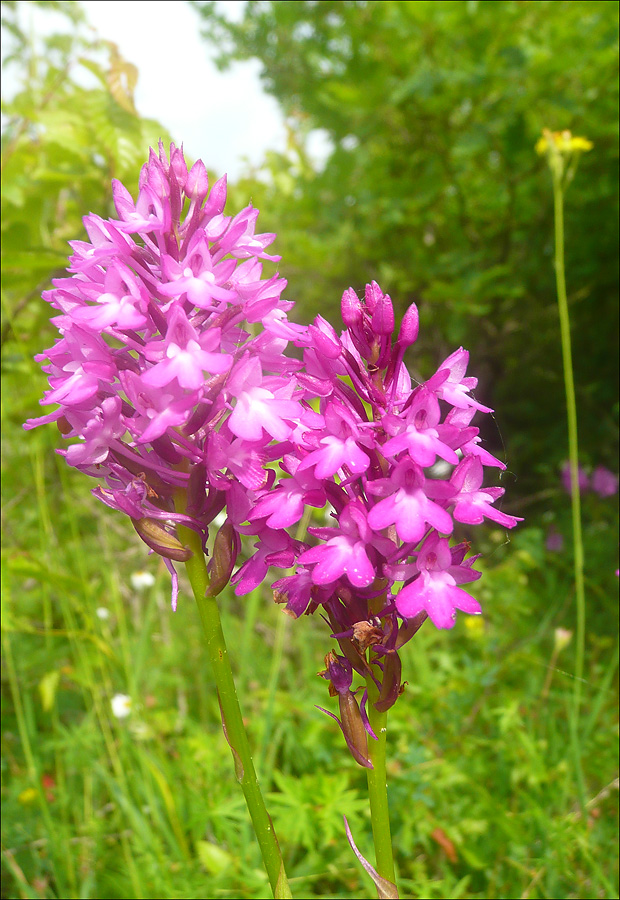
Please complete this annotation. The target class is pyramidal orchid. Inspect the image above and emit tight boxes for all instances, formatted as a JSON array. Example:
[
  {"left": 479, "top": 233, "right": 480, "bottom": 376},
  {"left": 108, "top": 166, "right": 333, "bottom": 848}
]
[
  {"left": 255, "top": 281, "right": 522, "bottom": 711},
  {"left": 250, "top": 280, "right": 521, "bottom": 893},
  {"left": 25, "top": 142, "right": 303, "bottom": 615},
  {"left": 26, "top": 145, "right": 522, "bottom": 899}
]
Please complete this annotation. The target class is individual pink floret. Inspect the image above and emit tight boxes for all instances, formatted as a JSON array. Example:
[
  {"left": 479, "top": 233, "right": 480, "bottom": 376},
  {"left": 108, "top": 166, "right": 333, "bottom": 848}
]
[{"left": 394, "top": 532, "right": 482, "bottom": 629}]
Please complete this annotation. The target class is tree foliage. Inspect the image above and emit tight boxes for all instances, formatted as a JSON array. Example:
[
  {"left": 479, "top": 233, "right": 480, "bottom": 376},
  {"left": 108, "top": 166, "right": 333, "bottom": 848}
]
[
  {"left": 1, "top": 0, "right": 172, "bottom": 362},
  {"left": 194, "top": 0, "right": 619, "bottom": 491}
]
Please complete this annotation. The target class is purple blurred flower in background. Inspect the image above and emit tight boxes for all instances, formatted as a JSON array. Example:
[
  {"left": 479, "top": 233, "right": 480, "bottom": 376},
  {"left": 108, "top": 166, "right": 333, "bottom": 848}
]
[
  {"left": 561, "top": 461, "right": 590, "bottom": 496},
  {"left": 547, "top": 463, "right": 617, "bottom": 559},
  {"left": 591, "top": 466, "right": 618, "bottom": 498},
  {"left": 560, "top": 461, "right": 618, "bottom": 499},
  {"left": 545, "top": 528, "right": 565, "bottom": 553}
]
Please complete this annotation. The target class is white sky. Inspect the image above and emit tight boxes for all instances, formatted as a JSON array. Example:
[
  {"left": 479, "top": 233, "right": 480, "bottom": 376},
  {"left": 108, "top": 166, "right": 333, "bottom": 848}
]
[
  {"left": 2, "top": 1, "right": 331, "bottom": 178},
  {"left": 81, "top": 0, "right": 287, "bottom": 179}
]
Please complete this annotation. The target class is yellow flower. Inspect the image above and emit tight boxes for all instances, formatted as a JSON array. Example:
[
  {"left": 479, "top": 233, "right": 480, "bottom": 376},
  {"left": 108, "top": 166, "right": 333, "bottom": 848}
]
[
  {"left": 18, "top": 788, "right": 38, "bottom": 805},
  {"left": 465, "top": 615, "right": 485, "bottom": 638},
  {"left": 536, "top": 129, "right": 593, "bottom": 156},
  {"left": 569, "top": 136, "right": 594, "bottom": 152}
]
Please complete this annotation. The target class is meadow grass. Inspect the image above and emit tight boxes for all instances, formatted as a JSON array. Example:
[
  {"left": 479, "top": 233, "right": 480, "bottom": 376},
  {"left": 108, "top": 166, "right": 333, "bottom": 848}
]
[{"left": 2, "top": 360, "right": 618, "bottom": 900}]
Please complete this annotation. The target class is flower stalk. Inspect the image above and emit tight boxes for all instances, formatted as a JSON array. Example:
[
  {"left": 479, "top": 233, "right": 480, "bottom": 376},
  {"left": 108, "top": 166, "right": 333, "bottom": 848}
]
[
  {"left": 552, "top": 171, "right": 587, "bottom": 811},
  {"left": 538, "top": 128, "right": 592, "bottom": 813},
  {"left": 364, "top": 671, "right": 396, "bottom": 889},
  {"left": 178, "top": 517, "right": 292, "bottom": 899},
  {"left": 551, "top": 167, "right": 586, "bottom": 701}
]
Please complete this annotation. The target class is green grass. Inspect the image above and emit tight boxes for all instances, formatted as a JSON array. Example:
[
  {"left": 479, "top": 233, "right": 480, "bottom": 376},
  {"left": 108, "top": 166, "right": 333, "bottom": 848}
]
[{"left": 2, "top": 361, "right": 618, "bottom": 899}]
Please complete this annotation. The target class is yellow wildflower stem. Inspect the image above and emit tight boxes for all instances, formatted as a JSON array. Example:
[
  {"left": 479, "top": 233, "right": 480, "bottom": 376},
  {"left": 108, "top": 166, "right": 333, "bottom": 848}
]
[{"left": 551, "top": 164, "right": 587, "bottom": 814}]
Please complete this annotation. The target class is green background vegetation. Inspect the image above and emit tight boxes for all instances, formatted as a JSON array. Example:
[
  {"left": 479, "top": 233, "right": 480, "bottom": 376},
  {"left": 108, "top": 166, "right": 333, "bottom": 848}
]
[{"left": 2, "top": 1, "right": 618, "bottom": 898}]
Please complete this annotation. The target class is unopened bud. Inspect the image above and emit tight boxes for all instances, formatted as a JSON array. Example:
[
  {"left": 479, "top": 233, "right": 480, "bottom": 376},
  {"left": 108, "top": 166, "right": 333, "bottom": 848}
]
[
  {"left": 398, "top": 303, "right": 419, "bottom": 347},
  {"left": 374, "top": 652, "right": 403, "bottom": 713},
  {"left": 341, "top": 287, "right": 363, "bottom": 328},
  {"left": 338, "top": 690, "right": 372, "bottom": 768},
  {"left": 186, "top": 159, "right": 209, "bottom": 203},
  {"left": 132, "top": 518, "right": 192, "bottom": 562},
  {"left": 204, "top": 174, "right": 227, "bottom": 217},
  {"left": 364, "top": 281, "right": 383, "bottom": 313},
  {"left": 186, "top": 462, "right": 207, "bottom": 517},
  {"left": 206, "top": 521, "right": 237, "bottom": 597},
  {"left": 371, "top": 294, "right": 394, "bottom": 337},
  {"left": 168, "top": 143, "right": 188, "bottom": 184}
]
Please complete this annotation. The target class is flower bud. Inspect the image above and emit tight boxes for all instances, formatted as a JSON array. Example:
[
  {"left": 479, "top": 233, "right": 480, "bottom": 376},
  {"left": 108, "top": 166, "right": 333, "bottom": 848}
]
[
  {"left": 364, "top": 281, "right": 383, "bottom": 314},
  {"left": 132, "top": 517, "right": 192, "bottom": 562},
  {"left": 398, "top": 303, "right": 419, "bottom": 347},
  {"left": 186, "top": 462, "right": 208, "bottom": 517},
  {"left": 207, "top": 521, "right": 237, "bottom": 597},
  {"left": 371, "top": 294, "right": 394, "bottom": 337},
  {"left": 341, "top": 287, "right": 363, "bottom": 328},
  {"left": 338, "top": 690, "right": 372, "bottom": 768},
  {"left": 373, "top": 652, "right": 403, "bottom": 712},
  {"left": 204, "top": 174, "right": 227, "bottom": 218},
  {"left": 186, "top": 160, "right": 209, "bottom": 204},
  {"left": 168, "top": 143, "right": 188, "bottom": 185}
]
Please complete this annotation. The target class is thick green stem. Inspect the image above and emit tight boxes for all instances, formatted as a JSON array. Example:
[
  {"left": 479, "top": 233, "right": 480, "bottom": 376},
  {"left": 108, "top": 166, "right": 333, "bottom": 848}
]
[
  {"left": 364, "top": 672, "right": 396, "bottom": 887},
  {"left": 177, "top": 522, "right": 292, "bottom": 899},
  {"left": 552, "top": 171, "right": 587, "bottom": 811}
]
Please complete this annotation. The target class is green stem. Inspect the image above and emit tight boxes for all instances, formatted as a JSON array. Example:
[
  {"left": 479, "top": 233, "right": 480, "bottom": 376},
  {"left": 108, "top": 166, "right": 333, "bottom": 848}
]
[
  {"left": 552, "top": 171, "right": 587, "bottom": 811},
  {"left": 364, "top": 673, "right": 396, "bottom": 887},
  {"left": 177, "top": 521, "right": 292, "bottom": 899}
]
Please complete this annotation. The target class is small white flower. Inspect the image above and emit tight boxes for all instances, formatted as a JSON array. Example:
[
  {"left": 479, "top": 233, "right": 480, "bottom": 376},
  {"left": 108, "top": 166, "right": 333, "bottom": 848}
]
[
  {"left": 554, "top": 627, "right": 573, "bottom": 654},
  {"left": 96, "top": 607, "right": 110, "bottom": 620},
  {"left": 111, "top": 694, "right": 132, "bottom": 718},
  {"left": 130, "top": 570, "right": 155, "bottom": 591}
]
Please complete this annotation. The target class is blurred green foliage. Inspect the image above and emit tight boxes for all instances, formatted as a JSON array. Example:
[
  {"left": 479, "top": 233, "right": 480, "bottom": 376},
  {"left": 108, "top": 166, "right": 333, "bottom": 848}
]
[
  {"left": 194, "top": 0, "right": 619, "bottom": 492},
  {"left": 2, "top": 432, "right": 618, "bottom": 898},
  {"left": 1, "top": 0, "right": 172, "bottom": 362}
]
